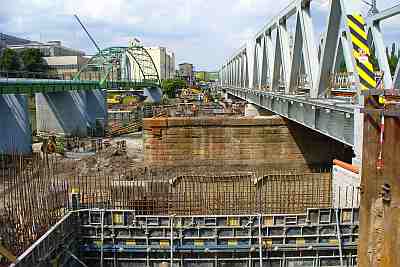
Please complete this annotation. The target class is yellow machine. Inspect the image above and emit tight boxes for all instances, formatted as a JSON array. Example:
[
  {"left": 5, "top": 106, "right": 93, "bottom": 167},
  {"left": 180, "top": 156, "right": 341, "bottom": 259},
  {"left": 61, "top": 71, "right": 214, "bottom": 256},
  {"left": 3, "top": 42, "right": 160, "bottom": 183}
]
[{"left": 107, "top": 94, "right": 122, "bottom": 105}]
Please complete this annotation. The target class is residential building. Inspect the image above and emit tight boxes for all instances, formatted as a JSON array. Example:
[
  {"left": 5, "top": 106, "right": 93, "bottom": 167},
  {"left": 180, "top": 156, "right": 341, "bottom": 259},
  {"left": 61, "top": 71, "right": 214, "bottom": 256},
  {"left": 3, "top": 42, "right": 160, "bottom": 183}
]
[
  {"left": 195, "top": 71, "right": 219, "bottom": 82},
  {"left": 146, "top": 47, "right": 175, "bottom": 80},
  {"left": 178, "top": 63, "right": 194, "bottom": 84}
]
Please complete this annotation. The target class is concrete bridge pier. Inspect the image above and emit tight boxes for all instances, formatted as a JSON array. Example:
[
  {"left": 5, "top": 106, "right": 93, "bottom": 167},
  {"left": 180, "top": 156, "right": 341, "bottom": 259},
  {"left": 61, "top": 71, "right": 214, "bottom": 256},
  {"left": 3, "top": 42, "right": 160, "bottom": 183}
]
[
  {"left": 86, "top": 89, "right": 107, "bottom": 136},
  {"left": 144, "top": 86, "right": 163, "bottom": 103},
  {"left": 0, "top": 94, "right": 32, "bottom": 154},
  {"left": 36, "top": 91, "right": 89, "bottom": 137}
]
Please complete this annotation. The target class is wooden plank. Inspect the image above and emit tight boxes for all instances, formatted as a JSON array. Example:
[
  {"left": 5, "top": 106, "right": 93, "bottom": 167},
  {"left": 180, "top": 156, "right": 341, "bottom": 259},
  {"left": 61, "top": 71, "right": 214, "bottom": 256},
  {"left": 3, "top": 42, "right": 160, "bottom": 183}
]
[{"left": 358, "top": 95, "right": 400, "bottom": 267}]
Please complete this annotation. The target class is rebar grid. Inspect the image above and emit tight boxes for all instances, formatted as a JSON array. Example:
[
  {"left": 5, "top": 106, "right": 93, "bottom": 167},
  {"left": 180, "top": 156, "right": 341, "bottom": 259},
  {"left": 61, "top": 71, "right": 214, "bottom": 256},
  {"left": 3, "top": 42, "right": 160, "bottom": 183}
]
[{"left": 0, "top": 154, "right": 358, "bottom": 259}]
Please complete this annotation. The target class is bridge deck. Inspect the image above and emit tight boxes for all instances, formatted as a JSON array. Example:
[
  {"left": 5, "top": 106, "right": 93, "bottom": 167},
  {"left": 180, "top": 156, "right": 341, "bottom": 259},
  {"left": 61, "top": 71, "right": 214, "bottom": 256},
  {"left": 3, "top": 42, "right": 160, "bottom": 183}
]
[{"left": 225, "top": 87, "right": 356, "bottom": 147}]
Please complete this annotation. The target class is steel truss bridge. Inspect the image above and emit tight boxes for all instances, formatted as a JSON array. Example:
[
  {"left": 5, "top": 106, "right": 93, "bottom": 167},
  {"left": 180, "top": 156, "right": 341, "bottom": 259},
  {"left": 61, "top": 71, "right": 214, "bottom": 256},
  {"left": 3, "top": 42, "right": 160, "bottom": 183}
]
[
  {"left": 0, "top": 44, "right": 161, "bottom": 94},
  {"left": 219, "top": 0, "right": 400, "bottom": 150}
]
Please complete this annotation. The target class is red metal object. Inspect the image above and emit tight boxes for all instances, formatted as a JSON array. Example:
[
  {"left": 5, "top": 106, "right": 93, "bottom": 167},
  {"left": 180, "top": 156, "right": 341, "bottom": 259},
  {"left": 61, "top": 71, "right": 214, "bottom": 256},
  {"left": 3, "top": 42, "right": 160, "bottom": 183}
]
[{"left": 333, "top": 159, "right": 360, "bottom": 174}]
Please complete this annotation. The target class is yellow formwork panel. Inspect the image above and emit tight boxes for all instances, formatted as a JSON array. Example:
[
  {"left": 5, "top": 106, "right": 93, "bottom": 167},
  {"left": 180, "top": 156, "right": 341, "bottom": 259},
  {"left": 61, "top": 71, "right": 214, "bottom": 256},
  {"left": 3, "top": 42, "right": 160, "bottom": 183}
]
[
  {"left": 194, "top": 240, "right": 205, "bottom": 247},
  {"left": 227, "top": 217, "right": 239, "bottom": 226},
  {"left": 296, "top": 238, "right": 306, "bottom": 245},
  {"left": 160, "top": 240, "right": 170, "bottom": 248},
  {"left": 329, "top": 239, "right": 339, "bottom": 245},
  {"left": 263, "top": 238, "right": 273, "bottom": 248},
  {"left": 126, "top": 240, "right": 136, "bottom": 246},
  {"left": 113, "top": 212, "right": 124, "bottom": 225},
  {"left": 264, "top": 216, "right": 273, "bottom": 226},
  {"left": 228, "top": 240, "right": 238, "bottom": 247}
]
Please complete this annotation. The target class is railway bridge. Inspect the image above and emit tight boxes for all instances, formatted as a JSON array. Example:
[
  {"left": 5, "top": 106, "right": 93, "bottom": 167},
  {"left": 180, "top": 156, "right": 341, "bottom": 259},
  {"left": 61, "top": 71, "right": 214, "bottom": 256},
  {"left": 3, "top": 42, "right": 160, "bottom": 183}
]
[{"left": 219, "top": 0, "right": 400, "bottom": 166}]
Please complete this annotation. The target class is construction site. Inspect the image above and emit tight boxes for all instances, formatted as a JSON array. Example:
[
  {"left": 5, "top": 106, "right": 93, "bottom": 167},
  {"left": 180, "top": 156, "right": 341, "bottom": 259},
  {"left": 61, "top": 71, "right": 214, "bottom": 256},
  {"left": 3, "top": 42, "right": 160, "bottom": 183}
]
[
  {"left": 0, "top": 96, "right": 361, "bottom": 267},
  {"left": 1, "top": 0, "right": 400, "bottom": 266}
]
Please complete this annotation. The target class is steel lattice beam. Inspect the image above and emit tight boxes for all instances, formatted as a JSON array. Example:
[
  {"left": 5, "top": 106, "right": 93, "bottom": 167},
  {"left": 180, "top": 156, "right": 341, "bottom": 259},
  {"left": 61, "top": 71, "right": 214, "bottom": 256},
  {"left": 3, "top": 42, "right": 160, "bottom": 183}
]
[{"left": 219, "top": 0, "right": 400, "bottom": 148}]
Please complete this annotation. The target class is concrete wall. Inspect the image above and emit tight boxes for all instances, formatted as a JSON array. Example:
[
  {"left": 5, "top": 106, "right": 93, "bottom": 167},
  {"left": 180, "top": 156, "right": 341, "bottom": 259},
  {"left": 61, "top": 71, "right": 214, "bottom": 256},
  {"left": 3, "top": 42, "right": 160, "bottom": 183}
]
[
  {"left": 44, "top": 55, "right": 89, "bottom": 66},
  {"left": 36, "top": 91, "right": 89, "bottom": 136},
  {"left": 332, "top": 165, "right": 360, "bottom": 208},
  {"left": 144, "top": 116, "right": 352, "bottom": 169},
  {"left": 86, "top": 89, "right": 107, "bottom": 133},
  {"left": 36, "top": 89, "right": 109, "bottom": 136}
]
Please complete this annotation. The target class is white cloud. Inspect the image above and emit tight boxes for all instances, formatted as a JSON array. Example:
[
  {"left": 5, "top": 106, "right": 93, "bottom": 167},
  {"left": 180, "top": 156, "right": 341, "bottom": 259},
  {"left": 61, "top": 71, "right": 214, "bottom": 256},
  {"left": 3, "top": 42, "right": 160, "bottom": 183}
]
[{"left": 1, "top": 0, "right": 398, "bottom": 70}]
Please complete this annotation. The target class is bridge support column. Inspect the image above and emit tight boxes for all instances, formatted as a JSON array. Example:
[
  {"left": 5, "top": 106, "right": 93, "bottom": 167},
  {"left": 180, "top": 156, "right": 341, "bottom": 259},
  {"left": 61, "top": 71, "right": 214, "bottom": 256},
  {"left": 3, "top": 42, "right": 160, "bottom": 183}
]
[
  {"left": 36, "top": 91, "right": 89, "bottom": 136},
  {"left": 0, "top": 94, "right": 32, "bottom": 154},
  {"left": 144, "top": 87, "right": 163, "bottom": 103},
  {"left": 86, "top": 89, "right": 107, "bottom": 136}
]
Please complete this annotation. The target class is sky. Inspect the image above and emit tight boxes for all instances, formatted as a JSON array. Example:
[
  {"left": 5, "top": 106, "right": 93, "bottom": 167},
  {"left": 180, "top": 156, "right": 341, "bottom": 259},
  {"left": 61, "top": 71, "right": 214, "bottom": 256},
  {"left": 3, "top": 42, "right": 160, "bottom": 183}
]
[{"left": 1, "top": 0, "right": 399, "bottom": 71}]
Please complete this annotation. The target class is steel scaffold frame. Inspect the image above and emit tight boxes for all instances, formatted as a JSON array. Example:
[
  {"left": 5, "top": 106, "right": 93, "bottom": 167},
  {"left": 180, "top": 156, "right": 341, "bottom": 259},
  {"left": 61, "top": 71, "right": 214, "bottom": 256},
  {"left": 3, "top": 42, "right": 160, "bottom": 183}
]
[{"left": 11, "top": 208, "right": 359, "bottom": 267}]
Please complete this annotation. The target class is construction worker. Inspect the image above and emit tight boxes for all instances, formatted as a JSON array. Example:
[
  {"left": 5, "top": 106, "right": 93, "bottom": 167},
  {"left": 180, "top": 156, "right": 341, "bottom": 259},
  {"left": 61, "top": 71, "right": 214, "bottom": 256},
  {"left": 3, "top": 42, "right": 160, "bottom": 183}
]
[{"left": 191, "top": 104, "right": 198, "bottom": 117}]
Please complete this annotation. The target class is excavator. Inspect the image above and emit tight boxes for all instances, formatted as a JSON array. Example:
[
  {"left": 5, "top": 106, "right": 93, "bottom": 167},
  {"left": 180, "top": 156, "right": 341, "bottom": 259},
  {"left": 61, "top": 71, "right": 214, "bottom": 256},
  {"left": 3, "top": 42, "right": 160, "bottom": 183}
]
[{"left": 40, "top": 136, "right": 57, "bottom": 155}]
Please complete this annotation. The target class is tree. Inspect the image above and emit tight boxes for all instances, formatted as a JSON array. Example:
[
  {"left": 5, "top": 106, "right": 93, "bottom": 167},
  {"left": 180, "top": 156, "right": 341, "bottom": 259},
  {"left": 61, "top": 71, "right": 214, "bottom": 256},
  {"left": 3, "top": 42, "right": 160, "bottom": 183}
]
[
  {"left": 388, "top": 53, "right": 398, "bottom": 76},
  {"left": 0, "top": 48, "right": 21, "bottom": 71},
  {"left": 20, "top": 48, "right": 48, "bottom": 72},
  {"left": 161, "top": 79, "right": 187, "bottom": 98},
  {"left": 386, "top": 43, "right": 399, "bottom": 76}
]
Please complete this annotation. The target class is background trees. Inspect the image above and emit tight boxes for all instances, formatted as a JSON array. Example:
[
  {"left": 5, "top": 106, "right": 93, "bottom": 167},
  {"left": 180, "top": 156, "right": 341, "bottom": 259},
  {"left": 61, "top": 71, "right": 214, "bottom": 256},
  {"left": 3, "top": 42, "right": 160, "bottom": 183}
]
[
  {"left": 0, "top": 48, "right": 20, "bottom": 71},
  {"left": 161, "top": 79, "right": 187, "bottom": 98},
  {"left": 0, "top": 48, "right": 48, "bottom": 73},
  {"left": 20, "top": 48, "right": 48, "bottom": 73}
]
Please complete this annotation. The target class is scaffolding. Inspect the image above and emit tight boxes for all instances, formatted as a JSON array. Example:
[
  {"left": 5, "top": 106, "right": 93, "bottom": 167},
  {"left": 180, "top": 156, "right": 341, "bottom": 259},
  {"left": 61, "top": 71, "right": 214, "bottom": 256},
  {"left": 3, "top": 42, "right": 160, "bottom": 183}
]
[{"left": 11, "top": 206, "right": 358, "bottom": 267}]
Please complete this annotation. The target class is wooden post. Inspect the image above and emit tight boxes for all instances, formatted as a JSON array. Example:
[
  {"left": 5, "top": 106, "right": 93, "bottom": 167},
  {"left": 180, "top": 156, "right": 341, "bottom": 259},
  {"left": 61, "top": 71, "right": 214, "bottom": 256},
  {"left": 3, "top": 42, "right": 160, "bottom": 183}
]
[{"left": 358, "top": 92, "right": 400, "bottom": 267}]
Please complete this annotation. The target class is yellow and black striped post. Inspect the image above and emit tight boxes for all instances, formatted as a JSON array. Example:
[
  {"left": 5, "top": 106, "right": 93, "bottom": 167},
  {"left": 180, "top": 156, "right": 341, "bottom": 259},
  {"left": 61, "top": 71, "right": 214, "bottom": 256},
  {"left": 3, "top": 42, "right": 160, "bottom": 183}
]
[{"left": 347, "top": 14, "right": 377, "bottom": 90}]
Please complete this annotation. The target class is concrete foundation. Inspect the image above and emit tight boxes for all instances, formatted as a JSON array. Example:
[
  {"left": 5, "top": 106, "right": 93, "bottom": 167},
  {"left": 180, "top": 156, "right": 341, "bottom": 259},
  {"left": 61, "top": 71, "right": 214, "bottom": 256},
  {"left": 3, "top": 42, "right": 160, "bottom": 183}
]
[
  {"left": 0, "top": 94, "right": 32, "bottom": 154},
  {"left": 144, "top": 116, "right": 352, "bottom": 169},
  {"left": 36, "top": 91, "right": 88, "bottom": 136},
  {"left": 144, "top": 87, "right": 163, "bottom": 103},
  {"left": 86, "top": 89, "right": 107, "bottom": 135}
]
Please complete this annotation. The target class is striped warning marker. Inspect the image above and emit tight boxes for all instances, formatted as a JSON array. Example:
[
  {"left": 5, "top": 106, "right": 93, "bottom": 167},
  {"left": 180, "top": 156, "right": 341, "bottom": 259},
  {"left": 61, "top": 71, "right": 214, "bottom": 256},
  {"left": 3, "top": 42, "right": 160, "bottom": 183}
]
[{"left": 347, "top": 14, "right": 377, "bottom": 90}]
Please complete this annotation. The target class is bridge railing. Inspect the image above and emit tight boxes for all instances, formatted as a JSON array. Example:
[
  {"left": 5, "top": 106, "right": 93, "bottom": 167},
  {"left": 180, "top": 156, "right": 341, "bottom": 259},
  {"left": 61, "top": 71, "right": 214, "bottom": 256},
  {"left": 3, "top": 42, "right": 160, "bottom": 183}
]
[
  {"left": 0, "top": 70, "right": 65, "bottom": 80},
  {"left": 0, "top": 70, "right": 160, "bottom": 94}
]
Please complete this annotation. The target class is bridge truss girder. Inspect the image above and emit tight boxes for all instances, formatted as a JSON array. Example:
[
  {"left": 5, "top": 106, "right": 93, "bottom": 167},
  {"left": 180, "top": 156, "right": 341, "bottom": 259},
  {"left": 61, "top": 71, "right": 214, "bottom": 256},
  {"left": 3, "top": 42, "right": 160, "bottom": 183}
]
[
  {"left": 220, "top": 0, "right": 400, "bottom": 148},
  {"left": 220, "top": 0, "right": 400, "bottom": 98},
  {"left": 76, "top": 46, "right": 160, "bottom": 86}
]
